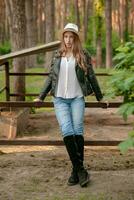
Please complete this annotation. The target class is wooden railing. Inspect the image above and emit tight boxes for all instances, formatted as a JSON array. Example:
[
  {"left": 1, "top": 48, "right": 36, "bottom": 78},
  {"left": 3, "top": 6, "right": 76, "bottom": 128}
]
[
  {"left": 0, "top": 41, "right": 61, "bottom": 65},
  {"left": 0, "top": 41, "right": 123, "bottom": 146},
  {"left": 0, "top": 41, "right": 61, "bottom": 101},
  {"left": 0, "top": 40, "right": 122, "bottom": 108}
]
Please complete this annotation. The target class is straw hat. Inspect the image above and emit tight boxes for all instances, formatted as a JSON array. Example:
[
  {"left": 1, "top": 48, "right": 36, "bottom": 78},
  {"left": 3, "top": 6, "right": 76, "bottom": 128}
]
[{"left": 62, "top": 23, "right": 79, "bottom": 36}]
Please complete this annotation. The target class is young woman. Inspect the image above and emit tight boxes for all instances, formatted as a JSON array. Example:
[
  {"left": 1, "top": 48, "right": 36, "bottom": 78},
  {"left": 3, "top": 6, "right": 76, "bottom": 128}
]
[{"left": 34, "top": 23, "right": 104, "bottom": 187}]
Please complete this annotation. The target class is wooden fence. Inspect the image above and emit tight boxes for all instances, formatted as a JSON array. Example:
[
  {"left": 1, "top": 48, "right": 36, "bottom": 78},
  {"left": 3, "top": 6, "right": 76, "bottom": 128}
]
[{"left": 0, "top": 41, "right": 123, "bottom": 146}]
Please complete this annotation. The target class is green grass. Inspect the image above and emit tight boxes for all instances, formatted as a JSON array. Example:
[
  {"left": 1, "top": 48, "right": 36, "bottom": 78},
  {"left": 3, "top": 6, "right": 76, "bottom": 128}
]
[{"left": 0, "top": 69, "right": 6, "bottom": 101}]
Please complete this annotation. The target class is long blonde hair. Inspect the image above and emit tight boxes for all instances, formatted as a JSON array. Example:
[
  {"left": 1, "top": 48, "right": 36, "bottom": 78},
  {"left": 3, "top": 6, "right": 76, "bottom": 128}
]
[{"left": 59, "top": 32, "right": 87, "bottom": 73}]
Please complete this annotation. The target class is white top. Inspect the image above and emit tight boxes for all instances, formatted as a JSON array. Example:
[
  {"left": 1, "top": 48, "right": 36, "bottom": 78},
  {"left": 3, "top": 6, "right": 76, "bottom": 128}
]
[{"left": 56, "top": 56, "right": 83, "bottom": 98}]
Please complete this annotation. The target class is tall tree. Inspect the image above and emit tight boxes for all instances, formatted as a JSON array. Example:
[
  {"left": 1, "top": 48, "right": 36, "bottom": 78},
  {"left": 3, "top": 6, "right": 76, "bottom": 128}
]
[
  {"left": 94, "top": 0, "right": 104, "bottom": 68},
  {"left": 74, "top": 0, "right": 80, "bottom": 28},
  {"left": 0, "top": 0, "right": 6, "bottom": 43},
  {"left": 81, "top": 0, "right": 91, "bottom": 42},
  {"left": 92, "top": 1, "right": 97, "bottom": 50},
  {"left": 63, "top": 0, "right": 69, "bottom": 26},
  {"left": 112, "top": 0, "right": 120, "bottom": 37},
  {"left": 56, "top": 0, "right": 61, "bottom": 31},
  {"left": 105, "top": 0, "right": 112, "bottom": 68},
  {"left": 119, "top": 0, "right": 129, "bottom": 43},
  {"left": 5, "top": 0, "right": 26, "bottom": 101},
  {"left": 25, "top": 0, "right": 37, "bottom": 68},
  {"left": 83, "top": 0, "right": 90, "bottom": 42},
  {"left": 33, "top": 0, "right": 38, "bottom": 44},
  {"left": 60, "top": 1, "right": 67, "bottom": 30},
  {"left": 37, "top": 0, "right": 45, "bottom": 44},
  {"left": 45, "top": 0, "right": 55, "bottom": 69},
  {"left": 130, "top": 0, "right": 134, "bottom": 34}
]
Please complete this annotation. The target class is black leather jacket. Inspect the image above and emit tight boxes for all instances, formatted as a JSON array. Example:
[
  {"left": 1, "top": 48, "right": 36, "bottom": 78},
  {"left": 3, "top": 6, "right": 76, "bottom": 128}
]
[{"left": 39, "top": 50, "right": 103, "bottom": 101}]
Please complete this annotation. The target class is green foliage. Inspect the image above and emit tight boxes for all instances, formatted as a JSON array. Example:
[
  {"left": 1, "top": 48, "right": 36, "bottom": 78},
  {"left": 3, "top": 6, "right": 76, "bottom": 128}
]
[
  {"left": 0, "top": 41, "right": 11, "bottom": 55},
  {"left": 106, "top": 69, "right": 134, "bottom": 102},
  {"left": 112, "top": 31, "right": 121, "bottom": 57},
  {"left": 0, "top": 70, "right": 5, "bottom": 101},
  {"left": 94, "top": 0, "right": 105, "bottom": 17},
  {"left": 106, "top": 37, "right": 134, "bottom": 152},
  {"left": 84, "top": 19, "right": 120, "bottom": 64},
  {"left": 113, "top": 37, "right": 134, "bottom": 69},
  {"left": 118, "top": 102, "right": 134, "bottom": 121},
  {"left": 67, "top": 3, "right": 75, "bottom": 23},
  {"left": 84, "top": 0, "right": 120, "bottom": 65},
  {"left": 84, "top": 43, "right": 96, "bottom": 56},
  {"left": 84, "top": 16, "right": 96, "bottom": 56},
  {"left": 118, "top": 130, "right": 134, "bottom": 153},
  {"left": 36, "top": 53, "right": 45, "bottom": 65},
  {"left": 84, "top": 16, "right": 106, "bottom": 58}
]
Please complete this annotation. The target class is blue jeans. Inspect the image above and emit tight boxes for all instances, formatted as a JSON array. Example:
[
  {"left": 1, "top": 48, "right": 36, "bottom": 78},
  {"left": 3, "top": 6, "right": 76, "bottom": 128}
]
[{"left": 53, "top": 97, "right": 85, "bottom": 138}]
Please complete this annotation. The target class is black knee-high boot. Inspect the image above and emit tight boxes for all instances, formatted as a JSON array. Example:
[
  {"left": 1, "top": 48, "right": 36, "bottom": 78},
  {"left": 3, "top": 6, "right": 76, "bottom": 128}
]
[
  {"left": 64, "top": 135, "right": 89, "bottom": 187},
  {"left": 75, "top": 135, "right": 90, "bottom": 186},
  {"left": 63, "top": 135, "right": 79, "bottom": 186},
  {"left": 75, "top": 135, "right": 84, "bottom": 163}
]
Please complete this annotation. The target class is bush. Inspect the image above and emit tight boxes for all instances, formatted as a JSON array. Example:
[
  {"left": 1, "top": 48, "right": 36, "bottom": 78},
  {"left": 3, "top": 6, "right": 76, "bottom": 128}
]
[
  {"left": 106, "top": 36, "right": 134, "bottom": 153},
  {"left": 0, "top": 41, "right": 11, "bottom": 55}
]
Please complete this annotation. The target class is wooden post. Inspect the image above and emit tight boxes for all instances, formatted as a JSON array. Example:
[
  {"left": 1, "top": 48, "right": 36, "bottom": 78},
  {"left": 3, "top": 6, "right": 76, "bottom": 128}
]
[{"left": 5, "top": 62, "right": 10, "bottom": 101}]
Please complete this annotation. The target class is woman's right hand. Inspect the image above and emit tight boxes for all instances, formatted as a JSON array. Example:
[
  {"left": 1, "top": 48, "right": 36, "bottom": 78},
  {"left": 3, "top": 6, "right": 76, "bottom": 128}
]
[{"left": 33, "top": 98, "right": 43, "bottom": 102}]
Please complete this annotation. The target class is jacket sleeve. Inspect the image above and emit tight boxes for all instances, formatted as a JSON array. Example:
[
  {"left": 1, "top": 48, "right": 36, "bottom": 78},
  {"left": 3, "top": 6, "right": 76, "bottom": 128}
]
[
  {"left": 38, "top": 59, "right": 54, "bottom": 101},
  {"left": 84, "top": 50, "right": 103, "bottom": 101}
]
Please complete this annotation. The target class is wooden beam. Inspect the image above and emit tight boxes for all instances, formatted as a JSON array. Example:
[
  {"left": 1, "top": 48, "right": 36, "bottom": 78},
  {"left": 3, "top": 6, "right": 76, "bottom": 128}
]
[
  {"left": 9, "top": 72, "right": 112, "bottom": 76},
  {"left": 10, "top": 93, "right": 40, "bottom": 97},
  {"left": 0, "top": 41, "right": 61, "bottom": 65},
  {"left": 9, "top": 72, "right": 49, "bottom": 76},
  {"left": 5, "top": 62, "right": 10, "bottom": 101},
  {"left": 0, "top": 139, "right": 122, "bottom": 146},
  {"left": 0, "top": 87, "right": 6, "bottom": 94},
  {"left": 0, "top": 101, "right": 122, "bottom": 108}
]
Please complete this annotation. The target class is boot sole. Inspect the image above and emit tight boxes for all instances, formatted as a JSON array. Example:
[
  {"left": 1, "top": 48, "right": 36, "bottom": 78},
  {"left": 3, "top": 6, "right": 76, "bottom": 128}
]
[
  {"left": 80, "top": 174, "right": 90, "bottom": 187},
  {"left": 67, "top": 181, "right": 79, "bottom": 186}
]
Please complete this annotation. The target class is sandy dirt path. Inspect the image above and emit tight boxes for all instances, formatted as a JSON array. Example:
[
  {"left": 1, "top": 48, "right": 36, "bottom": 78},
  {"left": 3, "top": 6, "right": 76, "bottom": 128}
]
[{"left": 0, "top": 108, "right": 134, "bottom": 200}]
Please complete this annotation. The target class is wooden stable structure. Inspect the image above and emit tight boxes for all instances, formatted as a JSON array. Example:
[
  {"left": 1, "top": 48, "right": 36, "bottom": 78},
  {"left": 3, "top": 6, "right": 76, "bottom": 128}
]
[{"left": 0, "top": 41, "right": 123, "bottom": 146}]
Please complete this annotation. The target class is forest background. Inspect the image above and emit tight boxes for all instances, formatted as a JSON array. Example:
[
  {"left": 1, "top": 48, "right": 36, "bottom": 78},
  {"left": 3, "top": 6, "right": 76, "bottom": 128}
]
[{"left": 0, "top": 0, "right": 133, "bottom": 69}]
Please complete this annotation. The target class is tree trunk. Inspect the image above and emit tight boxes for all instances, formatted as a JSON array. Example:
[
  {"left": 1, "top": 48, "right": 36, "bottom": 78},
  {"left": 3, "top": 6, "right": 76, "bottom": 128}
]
[
  {"left": 112, "top": 0, "right": 120, "bottom": 37},
  {"left": 94, "top": 0, "right": 104, "bottom": 68},
  {"left": 96, "top": 32, "right": 102, "bottom": 68},
  {"left": 83, "top": 0, "right": 86, "bottom": 42},
  {"left": 60, "top": 1, "right": 67, "bottom": 30},
  {"left": 63, "top": 0, "right": 68, "bottom": 26},
  {"left": 55, "top": 0, "right": 70, "bottom": 38},
  {"left": 82, "top": 0, "right": 91, "bottom": 42},
  {"left": 56, "top": 0, "right": 61, "bottom": 31},
  {"left": 25, "top": 0, "right": 37, "bottom": 68},
  {"left": 130, "top": 0, "right": 134, "bottom": 34},
  {"left": 37, "top": 0, "right": 45, "bottom": 44},
  {"left": 84, "top": 0, "right": 90, "bottom": 42},
  {"left": 92, "top": 2, "right": 96, "bottom": 50},
  {"left": 74, "top": 0, "right": 80, "bottom": 28},
  {"left": 33, "top": 0, "right": 38, "bottom": 45},
  {"left": 5, "top": 0, "right": 26, "bottom": 101},
  {"left": 105, "top": 0, "right": 112, "bottom": 68},
  {"left": 0, "top": 0, "right": 6, "bottom": 44},
  {"left": 124, "top": 0, "right": 129, "bottom": 41},
  {"left": 119, "top": 0, "right": 129, "bottom": 43},
  {"left": 45, "top": 0, "right": 55, "bottom": 70}
]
